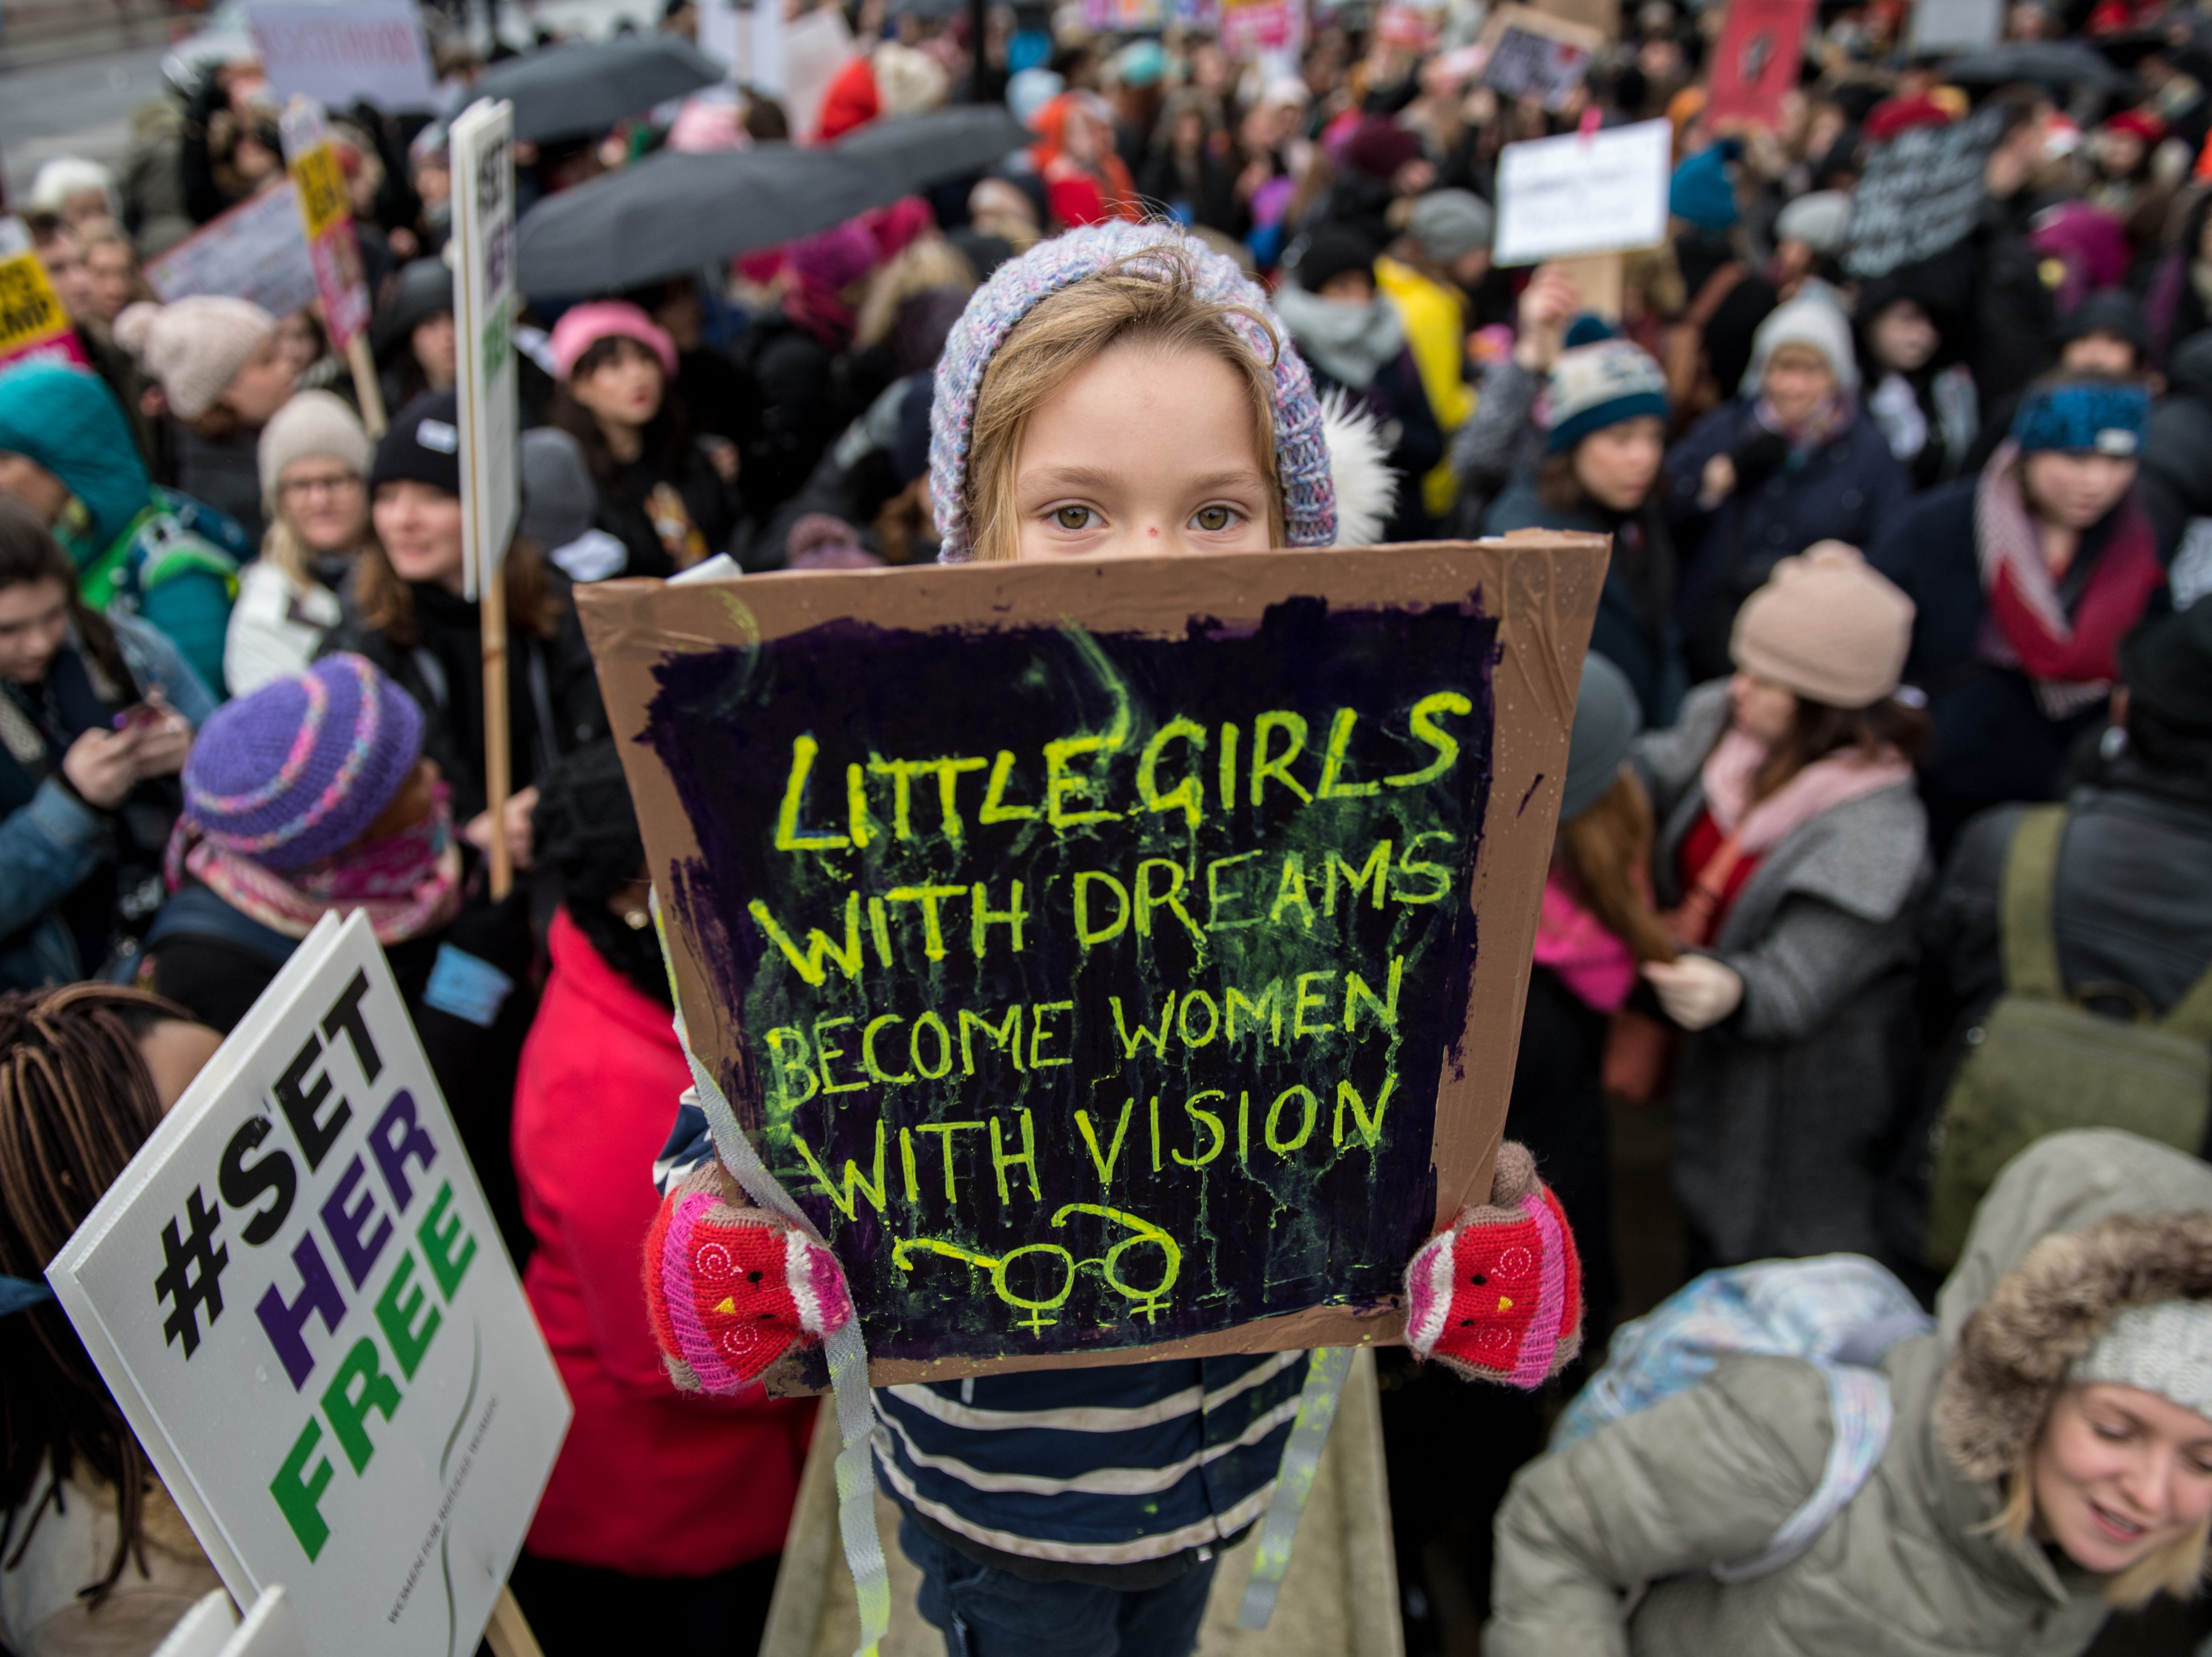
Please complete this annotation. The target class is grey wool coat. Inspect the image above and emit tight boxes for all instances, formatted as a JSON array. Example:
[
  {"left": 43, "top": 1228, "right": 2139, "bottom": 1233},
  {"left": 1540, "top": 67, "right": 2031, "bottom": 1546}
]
[
  {"left": 1487, "top": 1129, "right": 2212, "bottom": 1657},
  {"left": 1635, "top": 681, "right": 1932, "bottom": 1264}
]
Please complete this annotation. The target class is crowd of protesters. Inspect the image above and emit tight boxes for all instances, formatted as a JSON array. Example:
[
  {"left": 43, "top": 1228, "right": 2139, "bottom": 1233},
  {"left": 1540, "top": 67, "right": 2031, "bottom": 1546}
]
[{"left": 7, "top": 0, "right": 2212, "bottom": 1650}]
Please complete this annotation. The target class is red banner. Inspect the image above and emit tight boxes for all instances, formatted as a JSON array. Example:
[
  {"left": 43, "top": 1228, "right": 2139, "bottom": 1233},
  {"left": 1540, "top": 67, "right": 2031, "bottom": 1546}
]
[{"left": 1705, "top": 0, "right": 1815, "bottom": 130}]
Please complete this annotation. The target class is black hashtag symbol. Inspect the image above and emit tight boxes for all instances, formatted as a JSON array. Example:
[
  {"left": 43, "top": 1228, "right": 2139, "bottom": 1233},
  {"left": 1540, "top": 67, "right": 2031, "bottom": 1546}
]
[{"left": 153, "top": 1188, "right": 229, "bottom": 1358}]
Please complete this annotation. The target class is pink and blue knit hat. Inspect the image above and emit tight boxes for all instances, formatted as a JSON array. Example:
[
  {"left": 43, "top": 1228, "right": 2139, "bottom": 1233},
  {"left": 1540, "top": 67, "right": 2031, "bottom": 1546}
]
[
  {"left": 929, "top": 222, "right": 1337, "bottom": 561},
  {"left": 180, "top": 654, "right": 425, "bottom": 870}
]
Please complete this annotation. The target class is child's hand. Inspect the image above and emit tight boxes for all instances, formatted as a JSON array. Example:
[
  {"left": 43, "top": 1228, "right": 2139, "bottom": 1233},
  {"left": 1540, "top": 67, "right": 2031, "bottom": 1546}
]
[
  {"left": 1404, "top": 1143, "right": 1583, "bottom": 1387},
  {"left": 642, "top": 1167, "right": 853, "bottom": 1394}
]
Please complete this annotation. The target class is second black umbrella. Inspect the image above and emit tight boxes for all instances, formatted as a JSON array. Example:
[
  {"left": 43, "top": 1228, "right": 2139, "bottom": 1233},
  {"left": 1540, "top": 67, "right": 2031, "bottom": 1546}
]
[
  {"left": 516, "top": 143, "right": 889, "bottom": 294},
  {"left": 474, "top": 37, "right": 726, "bottom": 145}
]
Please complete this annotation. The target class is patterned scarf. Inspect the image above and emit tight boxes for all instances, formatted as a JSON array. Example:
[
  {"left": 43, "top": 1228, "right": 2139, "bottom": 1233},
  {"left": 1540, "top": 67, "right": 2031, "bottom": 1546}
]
[
  {"left": 1752, "top": 388, "right": 1854, "bottom": 460},
  {"left": 1973, "top": 441, "right": 2166, "bottom": 719},
  {"left": 166, "top": 785, "right": 463, "bottom": 943}
]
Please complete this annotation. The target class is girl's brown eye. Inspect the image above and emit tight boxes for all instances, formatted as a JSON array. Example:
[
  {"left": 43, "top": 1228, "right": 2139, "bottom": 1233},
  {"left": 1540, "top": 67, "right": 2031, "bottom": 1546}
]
[
  {"left": 1194, "top": 506, "right": 1234, "bottom": 532},
  {"left": 1054, "top": 506, "right": 1092, "bottom": 530}
]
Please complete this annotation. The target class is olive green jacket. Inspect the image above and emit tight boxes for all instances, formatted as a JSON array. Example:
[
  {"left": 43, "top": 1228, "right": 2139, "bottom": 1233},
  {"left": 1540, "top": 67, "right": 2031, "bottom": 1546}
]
[{"left": 1487, "top": 1130, "right": 2212, "bottom": 1657}]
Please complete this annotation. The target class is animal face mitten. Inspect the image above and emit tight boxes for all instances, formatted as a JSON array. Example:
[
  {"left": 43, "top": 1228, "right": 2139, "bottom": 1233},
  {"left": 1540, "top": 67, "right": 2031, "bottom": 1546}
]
[
  {"left": 1404, "top": 1142, "right": 1584, "bottom": 1387},
  {"left": 642, "top": 1175, "right": 853, "bottom": 1394}
]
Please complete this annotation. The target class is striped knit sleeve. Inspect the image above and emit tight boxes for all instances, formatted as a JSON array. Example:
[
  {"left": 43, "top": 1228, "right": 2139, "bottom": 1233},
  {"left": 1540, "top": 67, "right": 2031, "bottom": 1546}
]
[{"left": 652, "top": 1085, "right": 716, "bottom": 1195}]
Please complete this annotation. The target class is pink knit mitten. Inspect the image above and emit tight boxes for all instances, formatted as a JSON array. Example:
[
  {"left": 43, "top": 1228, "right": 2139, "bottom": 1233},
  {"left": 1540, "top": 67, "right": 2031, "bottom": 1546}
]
[
  {"left": 1404, "top": 1143, "right": 1584, "bottom": 1387},
  {"left": 642, "top": 1174, "right": 852, "bottom": 1393}
]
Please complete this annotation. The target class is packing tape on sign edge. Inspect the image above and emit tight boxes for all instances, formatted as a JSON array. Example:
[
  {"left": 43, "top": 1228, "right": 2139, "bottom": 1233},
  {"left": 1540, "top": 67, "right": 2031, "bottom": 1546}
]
[
  {"left": 652, "top": 894, "right": 892, "bottom": 1657},
  {"left": 1235, "top": 1345, "right": 1355, "bottom": 1630}
]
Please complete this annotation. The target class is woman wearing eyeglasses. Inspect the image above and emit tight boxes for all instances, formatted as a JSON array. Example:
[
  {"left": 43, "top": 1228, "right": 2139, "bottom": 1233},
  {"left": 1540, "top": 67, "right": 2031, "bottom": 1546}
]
[{"left": 224, "top": 392, "right": 374, "bottom": 695}]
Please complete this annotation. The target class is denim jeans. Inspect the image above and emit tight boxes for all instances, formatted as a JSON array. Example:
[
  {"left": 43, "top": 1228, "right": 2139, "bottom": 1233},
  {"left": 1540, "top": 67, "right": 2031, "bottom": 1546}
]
[{"left": 898, "top": 1514, "right": 1219, "bottom": 1657}]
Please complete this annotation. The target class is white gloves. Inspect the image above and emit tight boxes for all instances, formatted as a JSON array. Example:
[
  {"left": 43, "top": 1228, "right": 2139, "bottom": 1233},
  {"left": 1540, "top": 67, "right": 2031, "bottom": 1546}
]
[{"left": 1641, "top": 955, "right": 1744, "bottom": 1032}]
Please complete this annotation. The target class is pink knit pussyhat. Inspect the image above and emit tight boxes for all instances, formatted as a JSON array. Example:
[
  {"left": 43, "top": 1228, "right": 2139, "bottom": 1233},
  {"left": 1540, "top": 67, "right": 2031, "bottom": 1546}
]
[
  {"left": 928, "top": 221, "right": 1362, "bottom": 561},
  {"left": 548, "top": 300, "right": 678, "bottom": 381}
]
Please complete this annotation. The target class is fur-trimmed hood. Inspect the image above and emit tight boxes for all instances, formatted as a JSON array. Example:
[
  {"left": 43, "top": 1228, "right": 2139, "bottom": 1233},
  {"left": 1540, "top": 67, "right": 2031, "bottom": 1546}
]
[{"left": 1934, "top": 1130, "right": 2212, "bottom": 1483}]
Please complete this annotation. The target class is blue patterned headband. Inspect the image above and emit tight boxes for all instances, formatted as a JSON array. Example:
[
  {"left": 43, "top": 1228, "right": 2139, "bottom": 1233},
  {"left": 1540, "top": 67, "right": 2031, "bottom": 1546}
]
[{"left": 2012, "top": 381, "right": 2150, "bottom": 457}]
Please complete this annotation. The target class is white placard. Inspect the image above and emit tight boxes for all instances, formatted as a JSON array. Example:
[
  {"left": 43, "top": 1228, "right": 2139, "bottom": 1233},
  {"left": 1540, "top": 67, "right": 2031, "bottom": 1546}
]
[
  {"left": 783, "top": 7, "right": 857, "bottom": 142},
  {"left": 1907, "top": 0, "right": 2003, "bottom": 55},
  {"left": 144, "top": 184, "right": 319, "bottom": 319},
  {"left": 449, "top": 98, "right": 520, "bottom": 602},
  {"left": 47, "top": 912, "right": 570, "bottom": 1657},
  {"left": 245, "top": 0, "right": 439, "bottom": 115},
  {"left": 700, "top": 0, "right": 787, "bottom": 95},
  {"left": 152, "top": 1590, "right": 239, "bottom": 1657},
  {"left": 1493, "top": 118, "right": 1673, "bottom": 265}
]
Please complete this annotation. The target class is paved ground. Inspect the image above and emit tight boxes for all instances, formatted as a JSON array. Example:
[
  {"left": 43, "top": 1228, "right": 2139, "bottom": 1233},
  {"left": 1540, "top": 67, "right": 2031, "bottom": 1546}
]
[{"left": 0, "top": 41, "right": 170, "bottom": 201}]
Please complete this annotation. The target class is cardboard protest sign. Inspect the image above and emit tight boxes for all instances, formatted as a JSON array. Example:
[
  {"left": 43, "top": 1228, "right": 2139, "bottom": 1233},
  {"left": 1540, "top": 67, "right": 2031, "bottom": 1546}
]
[
  {"left": 1220, "top": 0, "right": 1308, "bottom": 60},
  {"left": 1084, "top": 0, "right": 1171, "bottom": 31},
  {"left": 145, "top": 185, "right": 319, "bottom": 320},
  {"left": 0, "top": 216, "right": 90, "bottom": 373},
  {"left": 449, "top": 98, "right": 520, "bottom": 601},
  {"left": 1844, "top": 105, "right": 2004, "bottom": 280},
  {"left": 278, "top": 102, "right": 372, "bottom": 353},
  {"left": 580, "top": 538, "right": 1605, "bottom": 1382},
  {"left": 1494, "top": 117, "right": 1672, "bottom": 264},
  {"left": 1479, "top": 6, "right": 1604, "bottom": 111},
  {"left": 245, "top": 0, "right": 439, "bottom": 114},
  {"left": 1907, "top": 0, "right": 2004, "bottom": 55},
  {"left": 47, "top": 910, "right": 569, "bottom": 1657},
  {"left": 1705, "top": 0, "right": 1814, "bottom": 129},
  {"left": 700, "top": 0, "right": 789, "bottom": 97}
]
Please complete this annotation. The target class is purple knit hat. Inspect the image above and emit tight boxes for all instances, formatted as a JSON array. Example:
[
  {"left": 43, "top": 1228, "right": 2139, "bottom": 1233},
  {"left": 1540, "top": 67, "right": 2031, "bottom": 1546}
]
[
  {"left": 181, "top": 654, "right": 425, "bottom": 870},
  {"left": 929, "top": 221, "right": 1336, "bottom": 561}
]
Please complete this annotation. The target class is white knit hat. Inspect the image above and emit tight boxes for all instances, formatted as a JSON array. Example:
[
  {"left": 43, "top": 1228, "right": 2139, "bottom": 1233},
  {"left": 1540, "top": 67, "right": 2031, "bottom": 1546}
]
[
  {"left": 2072, "top": 1301, "right": 2212, "bottom": 1421},
  {"left": 113, "top": 296, "right": 277, "bottom": 421},
  {"left": 28, "top": 156, "right": 118, "bottom": 218},
  {"left": 1741, "top": 292, "right": 1858, "bottom": 396},
  {"left": 257, "top": 390, "right": 373, "bottom": 506}
]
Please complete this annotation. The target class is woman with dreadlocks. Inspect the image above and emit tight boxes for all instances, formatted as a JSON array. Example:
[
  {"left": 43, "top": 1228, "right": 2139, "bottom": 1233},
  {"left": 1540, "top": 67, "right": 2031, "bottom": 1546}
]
[{"left": 0, "top": 982, "right": 223, "bottom": 1656}]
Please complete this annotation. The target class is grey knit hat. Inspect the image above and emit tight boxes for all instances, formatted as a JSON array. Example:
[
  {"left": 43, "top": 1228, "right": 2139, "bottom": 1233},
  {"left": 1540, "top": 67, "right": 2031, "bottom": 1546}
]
[
  {"left": 258, "top": 390, "right": 373, "bottom": 507},
  {"left": 1408, "top": 189, "right": 1494, "bottom": 262},
  {"left": 2071, "top": 1300, "right": 2212, "bottom": 1421},
  {"left": 1563, "top": 652, "right": 1640, "bottom": 820},
  {"left": 1774, "top": 190, "right": 1852, "bottom": 256}
]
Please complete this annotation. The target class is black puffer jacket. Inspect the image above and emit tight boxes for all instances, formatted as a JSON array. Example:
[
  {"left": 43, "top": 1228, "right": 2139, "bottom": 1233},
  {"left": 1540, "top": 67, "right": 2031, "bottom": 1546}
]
[{"left": 2141, "top": 332, "right": 2212, "bottom": 568}]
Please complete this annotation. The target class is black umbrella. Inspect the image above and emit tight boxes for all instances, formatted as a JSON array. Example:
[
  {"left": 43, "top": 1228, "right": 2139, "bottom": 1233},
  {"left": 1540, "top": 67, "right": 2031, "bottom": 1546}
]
[
  {"left": 517, "top": 143, "right": 890, "bottom": 293},
  {"left": 474, "top": 37, "right": 725, "bottom": 145},
  {"left": 833, "top": 105, "right": 1030, "bottom": 193},
  {"left": 1942, "top": 41, "right": 2131, "bottom": 92}
]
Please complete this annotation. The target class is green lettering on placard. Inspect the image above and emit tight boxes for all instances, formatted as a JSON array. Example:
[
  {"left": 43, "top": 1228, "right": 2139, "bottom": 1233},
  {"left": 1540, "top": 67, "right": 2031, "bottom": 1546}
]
[
  {"left": 320, "top": 1337, "right": 401, "bottom": 1475},
  {"left": 416, "top": 1181, "right": 477, "bottom": 1299},
  {"left": 271, "top": 1418, "right": 335, "bottom": 1560},
  {"left": 374, "top": 1248, "right": 442, "bottom": 1379}
]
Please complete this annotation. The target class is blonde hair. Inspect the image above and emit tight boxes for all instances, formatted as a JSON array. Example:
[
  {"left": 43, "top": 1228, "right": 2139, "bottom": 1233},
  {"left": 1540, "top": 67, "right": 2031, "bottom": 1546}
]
[
  {"left": 260, "top": 514, "right": 320, "bottom": 592},
  {"left": 854, "top": 236, "right": 978, "bottom": 353},
  {"left": 1991, "top": 1450, "right": 2212, "bottom": 1608},
  {"left": 964, "top": 249, "right": 1286, "bottom": 564}
]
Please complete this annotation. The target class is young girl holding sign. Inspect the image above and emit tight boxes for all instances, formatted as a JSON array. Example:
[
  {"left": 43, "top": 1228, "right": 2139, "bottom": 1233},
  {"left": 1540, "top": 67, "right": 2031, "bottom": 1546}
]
[{"left": 642, "top": 223, "right": 1585, "bottom": 1657}]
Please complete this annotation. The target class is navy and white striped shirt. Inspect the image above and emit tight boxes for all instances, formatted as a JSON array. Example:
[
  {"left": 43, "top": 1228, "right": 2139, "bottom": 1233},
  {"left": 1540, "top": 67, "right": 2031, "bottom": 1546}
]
[{"left": 656, "top": 1093, "right": 1304, "bottom": 1566}]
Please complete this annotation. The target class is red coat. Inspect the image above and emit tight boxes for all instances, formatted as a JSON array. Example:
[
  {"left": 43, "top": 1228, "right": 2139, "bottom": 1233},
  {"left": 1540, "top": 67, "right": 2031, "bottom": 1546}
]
[{"left": 513, "top": 908, "right": 815, "bottom": 1576}]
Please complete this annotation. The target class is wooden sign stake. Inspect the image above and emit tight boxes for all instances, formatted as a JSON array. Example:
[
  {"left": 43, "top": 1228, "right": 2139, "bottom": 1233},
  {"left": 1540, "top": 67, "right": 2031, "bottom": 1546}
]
[
  {"left": 481, "top": 564, "right": 513, "bottom": 900},
  {"left": 484, "top": 1587, "right": 545, "bottom": 1657},
  {"left": 347, "top": 333, "right": 387, "bottom": 437},
  {"left": 1553, "top": 251, "right": 1625, "bottom": 322}
]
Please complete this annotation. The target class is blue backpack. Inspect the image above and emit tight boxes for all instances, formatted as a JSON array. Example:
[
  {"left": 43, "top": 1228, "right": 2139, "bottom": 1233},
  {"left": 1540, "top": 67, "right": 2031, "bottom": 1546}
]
[{"left": 1554, "top": 1255, "right": 1934, "bottom": 1580}]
